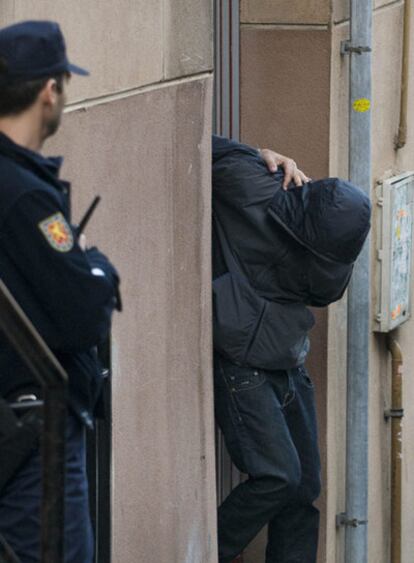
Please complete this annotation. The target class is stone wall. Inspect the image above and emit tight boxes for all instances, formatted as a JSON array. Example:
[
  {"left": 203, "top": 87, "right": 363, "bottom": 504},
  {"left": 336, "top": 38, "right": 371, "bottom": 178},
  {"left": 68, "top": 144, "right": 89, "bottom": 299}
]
[{"left": 1, "top": 3, "right": 217, "bottom": 562}]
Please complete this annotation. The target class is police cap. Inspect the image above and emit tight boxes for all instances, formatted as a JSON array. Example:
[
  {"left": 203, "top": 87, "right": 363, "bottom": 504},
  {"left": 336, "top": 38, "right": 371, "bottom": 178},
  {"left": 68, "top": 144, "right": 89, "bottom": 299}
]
[{"left": 0, "top": 20, "right": 89, "bottom": 82}]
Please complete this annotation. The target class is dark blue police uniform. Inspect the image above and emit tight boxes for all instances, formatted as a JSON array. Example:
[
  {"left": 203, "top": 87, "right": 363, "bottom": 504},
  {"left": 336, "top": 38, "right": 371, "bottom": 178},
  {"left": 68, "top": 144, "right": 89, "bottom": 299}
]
[
  {"left": 0, "top": 21, "right": 120, "bottom": 563},
  {"left": 0, "top": 133, "right": 120, "bottom": 563}
]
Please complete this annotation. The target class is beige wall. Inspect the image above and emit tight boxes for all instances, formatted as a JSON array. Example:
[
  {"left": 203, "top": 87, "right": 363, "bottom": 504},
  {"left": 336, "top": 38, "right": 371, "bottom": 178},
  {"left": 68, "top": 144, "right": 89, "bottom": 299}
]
[
  {"left": 58, "top": 80, "right": 216, "bottom": 563},
  {"left": 0, "top": 1, "right": 212, "bottom": 101},
  {"left": 240, "top": 0, "right": 331, "bottom": 25},
  {"left": 241, "top": 1, "right": 414, "bottom": 562},
  {"left": 1, "top": 3, "right": 217, "bottom": 563},
  {"left": 395, "top": 1, "right": 414, "bottom": 554}
]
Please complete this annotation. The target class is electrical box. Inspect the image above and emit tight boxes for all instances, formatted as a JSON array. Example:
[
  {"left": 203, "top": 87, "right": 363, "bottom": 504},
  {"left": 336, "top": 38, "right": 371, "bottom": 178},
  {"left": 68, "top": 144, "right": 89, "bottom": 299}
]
[{"left": 375, "top": 172, "right": 414, "bottom": 332}]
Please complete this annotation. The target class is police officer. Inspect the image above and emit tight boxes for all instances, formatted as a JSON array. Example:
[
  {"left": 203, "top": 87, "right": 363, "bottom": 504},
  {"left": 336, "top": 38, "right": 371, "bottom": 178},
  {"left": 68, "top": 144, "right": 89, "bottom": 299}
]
[{"left": 0, "top": 21, "right": 120, "bottom": 562}]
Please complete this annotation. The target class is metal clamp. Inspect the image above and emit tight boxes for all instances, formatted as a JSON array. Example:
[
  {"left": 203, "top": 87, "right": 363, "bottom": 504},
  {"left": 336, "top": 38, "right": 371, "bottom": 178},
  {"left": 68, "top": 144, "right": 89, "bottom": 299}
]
[
  {"left": 9, "top": 400, "right": 44, "bottom": 411},
  {"left": 336, "top": 513, "right": 368, "bottom": 528},
  {"left": 9, "top": 394, "right": 43, "bottom": 411},
  {"left": 384, "top": 408, "right": 404, "bottom": 420},
  {"left": 341, "top": 41, "right": 372, "bottom": 56}
]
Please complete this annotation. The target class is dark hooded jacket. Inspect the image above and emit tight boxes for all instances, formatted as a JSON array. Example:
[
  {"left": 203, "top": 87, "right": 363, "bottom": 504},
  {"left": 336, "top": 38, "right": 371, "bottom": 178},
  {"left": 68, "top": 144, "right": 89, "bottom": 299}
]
[{"left": 212, "top": 135, "right": 371, "bottom": 369}]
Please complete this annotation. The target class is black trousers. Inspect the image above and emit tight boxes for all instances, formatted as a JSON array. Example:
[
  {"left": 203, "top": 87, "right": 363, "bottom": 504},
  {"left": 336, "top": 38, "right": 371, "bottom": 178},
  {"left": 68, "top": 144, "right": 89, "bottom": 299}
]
[
  {"left": 0, "top": 415, "right": 93, "bottom": 563},
  {"left": 214, "top": 353, "right": 321, "bottom": 563}
]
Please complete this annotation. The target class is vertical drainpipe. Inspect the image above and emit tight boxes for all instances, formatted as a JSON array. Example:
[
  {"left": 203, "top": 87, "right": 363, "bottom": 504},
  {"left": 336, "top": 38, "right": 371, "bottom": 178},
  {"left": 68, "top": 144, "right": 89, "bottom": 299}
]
[
  {"left": 342, "top": 1, "right": 373, "bottom": 562},
  {"left": 395, "top": 0, "right": 411, "bottom": 150},
  {"left": 386, "top": 336, "right": 403, "bottom": 563}
]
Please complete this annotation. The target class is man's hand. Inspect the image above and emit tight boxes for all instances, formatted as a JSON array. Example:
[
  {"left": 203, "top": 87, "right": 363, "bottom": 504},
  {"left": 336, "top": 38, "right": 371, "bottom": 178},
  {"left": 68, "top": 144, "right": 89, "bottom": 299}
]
[{"left": 258, "top": 148, "right": 311, "bottom": 190}]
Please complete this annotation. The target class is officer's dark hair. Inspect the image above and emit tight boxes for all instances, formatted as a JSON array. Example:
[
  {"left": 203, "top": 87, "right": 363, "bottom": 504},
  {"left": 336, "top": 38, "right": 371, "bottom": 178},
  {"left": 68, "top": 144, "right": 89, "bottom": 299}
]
[{"left": 0, "top": 57, "right": 66, "bottom": 117}]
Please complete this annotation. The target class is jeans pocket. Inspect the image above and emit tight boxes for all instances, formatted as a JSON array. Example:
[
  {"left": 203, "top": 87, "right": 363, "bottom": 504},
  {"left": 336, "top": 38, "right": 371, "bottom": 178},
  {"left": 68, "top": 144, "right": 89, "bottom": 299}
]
[
  {"left": 281, "top": 388, "right": 296, "bottom": 409},
  {"left": 279, "top": 370, "right": 295, "bottom": 409},
  {"left": 224, "top": 365, "right": 266, "bottom": 393},
  {"left": 298, "top": 365, "right": 314, "bottom": 388}
]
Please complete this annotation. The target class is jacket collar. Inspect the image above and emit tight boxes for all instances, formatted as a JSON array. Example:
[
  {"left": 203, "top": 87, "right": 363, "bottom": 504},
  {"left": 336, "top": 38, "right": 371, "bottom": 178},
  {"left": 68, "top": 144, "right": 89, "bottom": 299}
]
[{"left": 0, "top": 131, "right": 64, "bottom": 185}]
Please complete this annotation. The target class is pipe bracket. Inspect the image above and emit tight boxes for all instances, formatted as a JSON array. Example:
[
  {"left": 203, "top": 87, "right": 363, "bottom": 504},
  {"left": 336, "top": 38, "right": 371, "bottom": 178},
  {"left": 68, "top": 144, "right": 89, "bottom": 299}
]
[
  {"left": 384, "top": 408, "right": 404, "bottom": 420},
  {"left": 341, "top": 40, "right": 372, "bottom": 56},
  {"left": 336, "top": 513, "right": 368, "bottom": 528}
]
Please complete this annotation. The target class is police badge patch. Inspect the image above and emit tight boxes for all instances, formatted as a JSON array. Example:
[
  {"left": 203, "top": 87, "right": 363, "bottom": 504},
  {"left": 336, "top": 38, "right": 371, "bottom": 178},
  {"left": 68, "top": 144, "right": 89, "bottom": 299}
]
[{"left": 38, "top": 213, "right": 74, "bottom": 252}]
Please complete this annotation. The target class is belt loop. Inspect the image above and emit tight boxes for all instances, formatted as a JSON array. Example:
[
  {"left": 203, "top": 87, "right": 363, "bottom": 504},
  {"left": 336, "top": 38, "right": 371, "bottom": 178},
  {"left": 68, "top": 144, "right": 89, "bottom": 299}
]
[{"left": 287, "top": 369, "right": 295, "bottom": 393}]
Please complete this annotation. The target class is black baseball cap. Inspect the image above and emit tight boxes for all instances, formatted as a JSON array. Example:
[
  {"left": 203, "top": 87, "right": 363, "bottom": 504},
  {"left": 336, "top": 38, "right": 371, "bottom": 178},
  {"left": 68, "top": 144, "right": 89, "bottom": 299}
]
[{"left": 0, "top": 20, "right": 89, "bottom": 82}]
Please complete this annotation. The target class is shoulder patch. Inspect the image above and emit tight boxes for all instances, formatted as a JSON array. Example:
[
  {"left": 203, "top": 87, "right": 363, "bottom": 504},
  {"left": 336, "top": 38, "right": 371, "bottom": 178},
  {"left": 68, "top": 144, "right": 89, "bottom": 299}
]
[{"left": 38, "top": 213, "right": 74, "bottom": 252}]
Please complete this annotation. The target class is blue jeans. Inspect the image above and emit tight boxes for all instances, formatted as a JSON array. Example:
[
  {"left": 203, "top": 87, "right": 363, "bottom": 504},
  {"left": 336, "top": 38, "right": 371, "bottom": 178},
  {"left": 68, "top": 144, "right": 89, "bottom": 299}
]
[
  {"left": 214, "top": 353, "right": 321, "bottom": 563},
  {"left": 0, "top": 414, "right": 93, "bottom": 563}
]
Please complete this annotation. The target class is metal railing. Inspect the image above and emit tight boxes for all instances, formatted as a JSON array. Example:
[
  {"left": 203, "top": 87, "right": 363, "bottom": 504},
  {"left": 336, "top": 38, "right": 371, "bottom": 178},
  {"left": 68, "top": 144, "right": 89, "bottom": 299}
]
[
  {"left": 0, "top": 279, "right": 68, "bottom": 563},
  {"left": 87, "top": 339, "right": 112, "bottom": 563}
]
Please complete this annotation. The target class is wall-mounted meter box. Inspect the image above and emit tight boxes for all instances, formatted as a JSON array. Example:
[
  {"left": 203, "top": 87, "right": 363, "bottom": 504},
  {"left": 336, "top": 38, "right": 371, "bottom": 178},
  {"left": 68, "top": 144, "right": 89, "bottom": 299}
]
[{"left": 374, "top": 172, "right": 414, "bottom": 333}]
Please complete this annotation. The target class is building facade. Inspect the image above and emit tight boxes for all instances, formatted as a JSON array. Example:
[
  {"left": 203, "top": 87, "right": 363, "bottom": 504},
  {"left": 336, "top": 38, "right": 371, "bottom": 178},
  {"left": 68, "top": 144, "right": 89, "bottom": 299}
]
[
  {"left": 2, "top": 1, "right": 414, "bottom": 562},
  {"left": 239, "top": 1, "right": 414, "bottom": 562},
  {"left": 1, "top": 2, "right": 216, "bottom": 562}
]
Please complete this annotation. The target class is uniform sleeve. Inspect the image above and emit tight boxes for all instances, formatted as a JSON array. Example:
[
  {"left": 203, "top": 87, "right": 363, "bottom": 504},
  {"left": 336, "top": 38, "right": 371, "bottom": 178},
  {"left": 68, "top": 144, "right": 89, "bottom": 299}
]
[{"left": 1, "top": 189, "right": 120, "bottom": 352}]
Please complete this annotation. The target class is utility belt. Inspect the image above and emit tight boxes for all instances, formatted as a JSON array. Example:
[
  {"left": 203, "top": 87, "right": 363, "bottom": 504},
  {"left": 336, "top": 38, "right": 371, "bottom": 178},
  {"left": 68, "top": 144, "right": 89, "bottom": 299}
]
[{"left": 0, "top": 392, "right": 43, "bottom": 495}]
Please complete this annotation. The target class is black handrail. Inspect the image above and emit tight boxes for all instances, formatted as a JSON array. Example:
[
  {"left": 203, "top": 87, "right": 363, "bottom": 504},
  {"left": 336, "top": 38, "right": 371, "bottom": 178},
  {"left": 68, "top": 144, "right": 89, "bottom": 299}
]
[{"left": 0, "top": 280, "right": 68, "bottom": 563}]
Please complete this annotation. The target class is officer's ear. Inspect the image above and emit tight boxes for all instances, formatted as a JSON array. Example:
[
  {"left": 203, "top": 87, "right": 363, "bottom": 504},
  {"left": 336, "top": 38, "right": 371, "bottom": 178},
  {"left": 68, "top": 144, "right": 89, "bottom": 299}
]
[
  {"left": 39, "top": 78, "right": 60, "bottom": 107},
  {"left": 40, "top": 74, "right": 68, "bottom": 107}
]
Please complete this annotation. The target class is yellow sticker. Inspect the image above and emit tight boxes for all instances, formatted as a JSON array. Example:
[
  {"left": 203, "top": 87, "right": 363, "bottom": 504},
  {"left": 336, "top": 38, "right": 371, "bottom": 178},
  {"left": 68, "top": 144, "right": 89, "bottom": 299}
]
[
  {"left": 396, "top": 225, "right": 401, "bottom": 240},
  {"left": 353, "top": 98, "right": 371, "bottom": 113}
]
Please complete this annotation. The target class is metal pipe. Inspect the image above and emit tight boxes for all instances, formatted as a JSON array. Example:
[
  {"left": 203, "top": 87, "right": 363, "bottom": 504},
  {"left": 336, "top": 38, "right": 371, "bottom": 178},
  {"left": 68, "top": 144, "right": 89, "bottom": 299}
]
[
  {"left": 344, "top": 1, "right": 373, "bottom": 562},
  {"left": 395, "top": 0, "right": 411, "bottom": 150},
  {"left": 0, "top": 280, "right": 68, "bottom": 563},
  {"left": 386, "top": 336, "right": 403, "bottom": 563}
]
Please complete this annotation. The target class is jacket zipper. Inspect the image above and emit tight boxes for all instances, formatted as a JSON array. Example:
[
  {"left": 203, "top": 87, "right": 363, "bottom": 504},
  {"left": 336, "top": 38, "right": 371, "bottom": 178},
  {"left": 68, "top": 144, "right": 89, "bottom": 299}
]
[{"left": 243, "top": 300, "right": 268, "bottom": 364}]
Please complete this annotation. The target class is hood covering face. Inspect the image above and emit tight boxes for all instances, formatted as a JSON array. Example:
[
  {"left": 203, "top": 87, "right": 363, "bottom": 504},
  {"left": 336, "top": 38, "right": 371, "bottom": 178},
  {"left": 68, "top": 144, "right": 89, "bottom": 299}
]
[
  {"left": 212, "top": 137, "right": 372, "bottom": 307},
  {"left": 268, "top": 176, "right": 372, "bottom": 265}
]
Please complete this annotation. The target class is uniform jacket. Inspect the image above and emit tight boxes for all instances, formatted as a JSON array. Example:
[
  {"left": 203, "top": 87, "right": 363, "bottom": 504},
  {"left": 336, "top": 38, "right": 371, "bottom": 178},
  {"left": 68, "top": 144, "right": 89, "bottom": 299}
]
[
  {"left": 0, "top": 132, "right": 120, "bottom": 426},
  {"left": 212, "top": 135, "right": 371, "bottom": 368}
]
